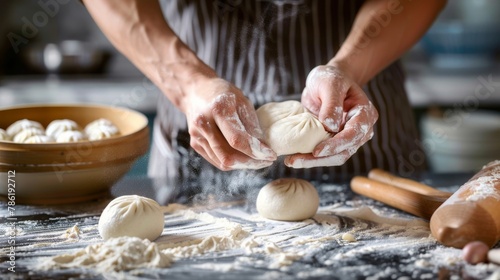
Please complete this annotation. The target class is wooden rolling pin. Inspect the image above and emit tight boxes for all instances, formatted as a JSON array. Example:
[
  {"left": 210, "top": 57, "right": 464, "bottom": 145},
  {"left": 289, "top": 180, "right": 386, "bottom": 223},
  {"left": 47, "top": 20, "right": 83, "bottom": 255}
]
[
  {"left": 350, "top": 176, "right": 448, "bottom": 220},
  {"left": 351, "top": 169, "right": 451, "bottom": 220},
  {"left": 368, "top": 169, "right": 451, "bottom": 199},
  {"left": 430, "top": 160, "right": 500, "bottom": 249}
]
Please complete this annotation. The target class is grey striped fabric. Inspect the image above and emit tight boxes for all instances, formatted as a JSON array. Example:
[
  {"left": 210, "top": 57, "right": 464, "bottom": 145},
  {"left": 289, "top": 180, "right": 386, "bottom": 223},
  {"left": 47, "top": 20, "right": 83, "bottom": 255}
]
[{"left": 149, "top": 0, "right": 426, "bottom": 198}]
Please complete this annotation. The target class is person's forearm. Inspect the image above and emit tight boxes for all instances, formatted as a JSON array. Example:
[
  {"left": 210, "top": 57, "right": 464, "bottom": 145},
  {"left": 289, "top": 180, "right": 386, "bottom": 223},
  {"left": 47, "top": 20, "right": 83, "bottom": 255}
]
[
  {"left": 82, "top": 0, "right": 215, "bottom": 111},
  {"left": 330, "top": 0, "right": 446, "bottom": 85}
]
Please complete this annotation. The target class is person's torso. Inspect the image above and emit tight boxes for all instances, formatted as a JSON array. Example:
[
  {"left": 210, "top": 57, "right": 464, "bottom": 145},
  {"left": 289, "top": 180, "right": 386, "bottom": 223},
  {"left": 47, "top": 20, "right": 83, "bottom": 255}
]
[
  {"left": 161, "top": 0, "right": 364, "bottom": 100},
  {"left": 152, "top": 0, "right": 426, "bottom": 183}
]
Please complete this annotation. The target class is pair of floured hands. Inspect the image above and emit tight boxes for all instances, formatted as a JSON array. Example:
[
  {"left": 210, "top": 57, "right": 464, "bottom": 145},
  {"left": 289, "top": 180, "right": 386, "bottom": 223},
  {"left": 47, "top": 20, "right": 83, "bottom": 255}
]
[{"left": 183, "top": 64, "right": 378, "bottom": 170}]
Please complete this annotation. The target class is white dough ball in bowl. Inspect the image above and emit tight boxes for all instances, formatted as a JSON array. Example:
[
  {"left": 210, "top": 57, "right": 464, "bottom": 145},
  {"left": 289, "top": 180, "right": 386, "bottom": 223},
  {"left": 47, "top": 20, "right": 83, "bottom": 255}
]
[
  {"left": 13, "top": 128, "right": 45, "bottom": 143},
  {"left": 46, "top": 119, "right": 80, "bottom": 138},
  {"left": 87, "top": 125, "right": 119, "bottom": 140},
  {"left": 56, "top": 130, "right": 86, "bottom": 143},
  {"left": 98, "top": 195, "right": 165, "bottom": 241},
  {"left": 84, "top": 118, "right": 116, "bottom": 134},
  {"left": 85, "top": 118, "right": 120, "bottom": 141},
  {"left": 24, "top": 135, "right": 55, "bottom": 143},
  {"left": 256, "top": 178, "right": 319, "bottom": 221},
  {"left": 0, "top": 129, "right": 9, "bottom": 141},
  {"left": 6, "top": 119, "right": 44, "bottom": 136}
]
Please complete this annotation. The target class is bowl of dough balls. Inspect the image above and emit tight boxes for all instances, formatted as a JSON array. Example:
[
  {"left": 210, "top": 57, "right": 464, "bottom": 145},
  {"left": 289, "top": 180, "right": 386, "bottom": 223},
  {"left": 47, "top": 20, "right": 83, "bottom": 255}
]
[{"left": 0, "top": 104, "right": 149, "bottom": 204}]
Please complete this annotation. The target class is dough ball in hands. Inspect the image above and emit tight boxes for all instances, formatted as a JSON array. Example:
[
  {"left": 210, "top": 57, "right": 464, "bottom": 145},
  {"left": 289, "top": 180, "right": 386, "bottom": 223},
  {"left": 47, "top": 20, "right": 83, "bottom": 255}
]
[
  {"left": 256, "top": 178, "right": 319, "bottom": 221},
  {"left": 6, "top": 119, "right": 44, "bottom": 136},
  {"left": 256, "top": 100, "right": 308, "bottom": 131},
  {"left": 46, "top": 119, "right": 80, "bottom": 138},
  {"left": 265, "top": 113, "right": 329, "bottom": 156},
  {"left": 98, "top": 195, "right": 165, "bottom": 241},
  {"left": 256, "top": 100, "right": 330, "bottom": 156}
]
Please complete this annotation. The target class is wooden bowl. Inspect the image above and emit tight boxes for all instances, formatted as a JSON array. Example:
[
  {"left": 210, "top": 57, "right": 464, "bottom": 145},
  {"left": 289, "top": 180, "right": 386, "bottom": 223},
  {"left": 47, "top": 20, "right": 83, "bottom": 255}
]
[{"left": 0, "top": 104, "right": 149, "bottom": 204}]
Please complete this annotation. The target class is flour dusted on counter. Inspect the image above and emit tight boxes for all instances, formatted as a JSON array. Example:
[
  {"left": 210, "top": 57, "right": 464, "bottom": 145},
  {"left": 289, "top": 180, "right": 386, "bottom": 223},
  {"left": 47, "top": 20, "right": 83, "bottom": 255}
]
[
  {"left": 17, "top": 179, "right": 500, "bottom": 279},
  {"left": 40, "top": 237, "right": 172, "bottom": 272},
  {"left": 33, "top": 190, "right": 492, "bottom": 276},
  {"left": 159, "top": 209, "right": 252, "bottom": 259}
]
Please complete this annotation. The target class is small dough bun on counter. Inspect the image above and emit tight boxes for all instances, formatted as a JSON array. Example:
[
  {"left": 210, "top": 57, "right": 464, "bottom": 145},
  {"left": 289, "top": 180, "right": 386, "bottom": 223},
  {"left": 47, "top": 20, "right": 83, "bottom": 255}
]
[
  {"left": 98, "top": 195, "right": 165, "bottom": 241},
  {"left": 257, "top": 178, "right": 319, "bottom": 221}
]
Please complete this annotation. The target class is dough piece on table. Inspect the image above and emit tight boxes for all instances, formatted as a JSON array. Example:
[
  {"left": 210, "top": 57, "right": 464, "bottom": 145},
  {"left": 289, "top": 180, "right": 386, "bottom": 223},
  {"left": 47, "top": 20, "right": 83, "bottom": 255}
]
[
  {"left": 13, "top": 128, "right": 45, "bottom": 143},
  {"left": 256, "top": 100, "right": 308, "bottom": 131},
  {"left": 265, "top": 112, "right": 329, "bottom": 156},
  {"left": 56, "top": 130, "right": 86, "bottom": 143},
  {"left": 0, "top": 129, "right": 9, "bottom": 141},
  {"left": 46, "top": 119, "right": 80, "bottom": 138},
  {"left": 256, "top": 178, "right": 319, "bottom": 221},
  {"left": 6, "top": 119, "right": 44, "bottom": 136},
  {"left": 24, "top": 135, "right": 55, "bottom": 144},
  {"left": 98, "top": 195, "right": 165, "bottom": 241}
]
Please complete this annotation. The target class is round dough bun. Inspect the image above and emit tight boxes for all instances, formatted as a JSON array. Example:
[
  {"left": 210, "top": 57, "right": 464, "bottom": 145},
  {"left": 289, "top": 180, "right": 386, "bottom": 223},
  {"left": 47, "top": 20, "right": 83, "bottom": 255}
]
[
  {"left": 56, "top": 130, "right": 86, "bottom": 143},
  {"left": 13, "top": 128, "right": 45, "bottom": 143},
  {"left": 256, "top": 178, "right": 319, "bottom": 221},
  {"left": 6, "top": 119, "right": 44, "bottom": 136},
  {"left": 98, "top": 195, "right": 165, "bottom": 241},
  {"left": 24, "top": 135, "right": 55, "bottom": 143},
  {"left": 256, "top": 101, "right": 329, "bottom": 156},
  {"left": 256, "top": 100, "right": 308, "bottom": 131},
  {"left": 46, "top": 119, "right": 80, "bottom": 138},
  {"left": 85, "top": 118, "right": 120, "bottom": 141},
  {"left": 267, "top": 113, "right": 329, "bottom": 156}
]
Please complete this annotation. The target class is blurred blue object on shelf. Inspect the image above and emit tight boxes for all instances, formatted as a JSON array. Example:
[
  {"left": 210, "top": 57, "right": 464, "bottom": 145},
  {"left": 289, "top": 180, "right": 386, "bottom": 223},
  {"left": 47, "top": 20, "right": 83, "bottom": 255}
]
[
  {"left": 421, "top": 22, "right": 500, "bottom": 55},
  {"left": 420, "top": 21, "right": 500, "bottom": 70}
]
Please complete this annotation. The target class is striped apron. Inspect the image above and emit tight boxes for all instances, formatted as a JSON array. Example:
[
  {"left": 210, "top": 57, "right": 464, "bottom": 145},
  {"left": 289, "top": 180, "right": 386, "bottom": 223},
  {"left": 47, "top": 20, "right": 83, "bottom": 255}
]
[{"left": 149, "top": 0, "right": 426, "bottom": 200}]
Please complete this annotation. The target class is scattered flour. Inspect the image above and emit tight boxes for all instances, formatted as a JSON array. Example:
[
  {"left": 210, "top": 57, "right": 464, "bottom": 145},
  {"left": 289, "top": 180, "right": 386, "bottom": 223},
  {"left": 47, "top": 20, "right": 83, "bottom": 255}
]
[
  {"left": 61, "top": 224, "right": 81, "bottom": 240},
  {"left": 30, "top": 200, "right": 498, "bottom": 278},
  {"left": 4, "top": 227, "right": 24, "bottom": 237},
  {"left": 39, "top": 237, "right": 172, "bottom": 272}
]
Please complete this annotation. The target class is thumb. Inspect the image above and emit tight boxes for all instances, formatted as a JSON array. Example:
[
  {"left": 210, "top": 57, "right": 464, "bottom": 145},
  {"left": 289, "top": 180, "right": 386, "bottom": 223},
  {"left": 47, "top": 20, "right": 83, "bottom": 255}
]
[{"left": 318, "top": 93, "right": 345, "bottom": 133}]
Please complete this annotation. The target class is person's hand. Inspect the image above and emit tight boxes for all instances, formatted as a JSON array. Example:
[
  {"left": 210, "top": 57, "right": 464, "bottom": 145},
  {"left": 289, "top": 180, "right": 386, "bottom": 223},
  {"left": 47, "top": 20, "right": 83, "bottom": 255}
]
[
  {"left": 182, "top": 77, "right": 277, "bottom": 171},
  {"left": 285, "top": 64, "right": 378, "bottom": 168}
]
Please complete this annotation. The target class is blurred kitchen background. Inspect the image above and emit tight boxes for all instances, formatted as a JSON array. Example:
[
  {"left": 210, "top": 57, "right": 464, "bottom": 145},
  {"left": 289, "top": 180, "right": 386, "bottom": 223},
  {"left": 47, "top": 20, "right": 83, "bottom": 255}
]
[{"left": 0, "top": 0, "right": 499, "bottom": 176}]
